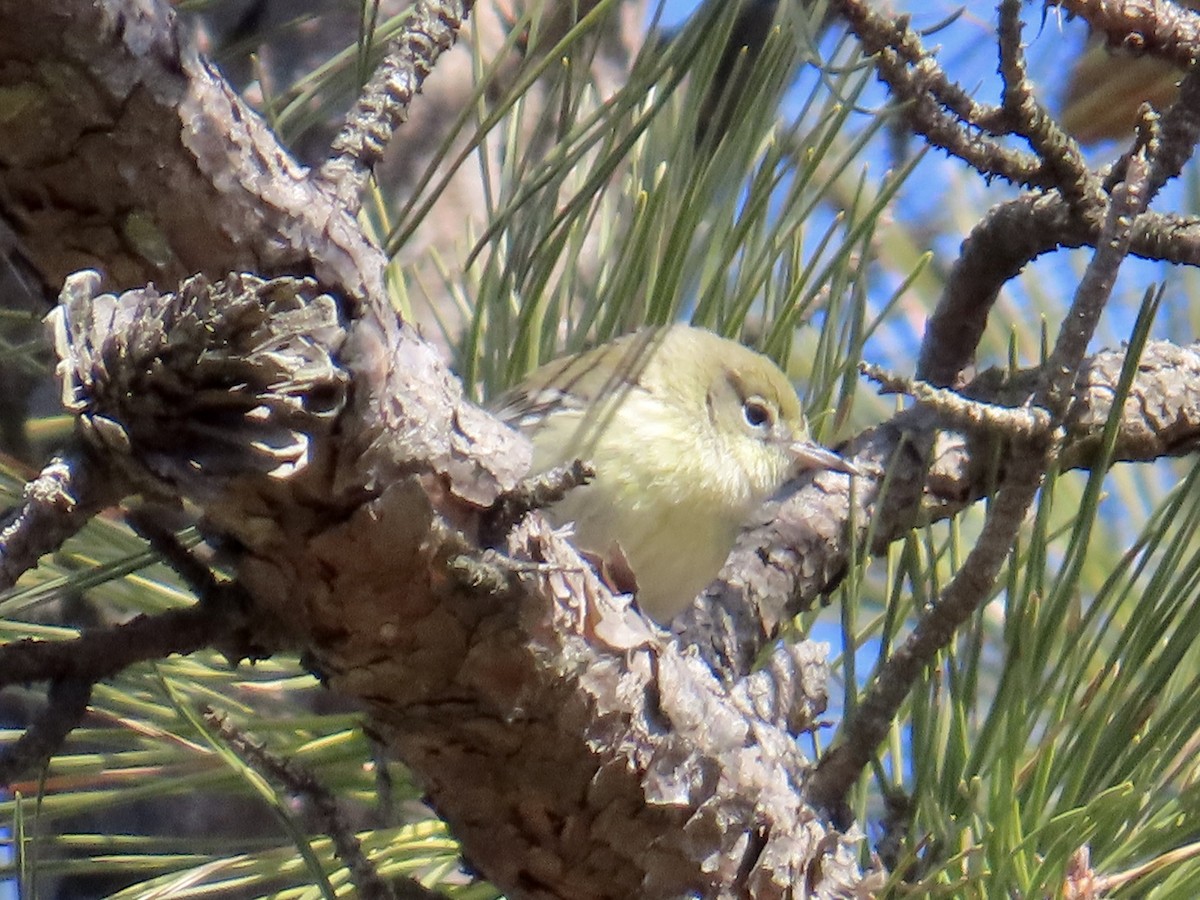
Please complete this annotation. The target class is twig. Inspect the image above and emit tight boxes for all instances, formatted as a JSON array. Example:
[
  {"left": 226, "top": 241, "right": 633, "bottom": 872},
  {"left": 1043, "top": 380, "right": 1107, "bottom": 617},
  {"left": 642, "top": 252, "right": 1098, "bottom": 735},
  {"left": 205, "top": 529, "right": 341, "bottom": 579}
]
[
  {"left": 124, "top": 507, "right": 214, "bottom": 587},
  {"left": 1049, "top": 0, "right": 1200, "bottom": 71},
  {"left": 481, "top": 459, "right": 594, "bottom": 545},
  {"left": 1113, "top": 67, "right": 1200, "bottom": 200},
  {"left": 0, "top": 602, "right": 245, "bottom": 693},
  {"left": 809, "top": 143, "right": 1156, "bottom": 823},
  {"left": 203, "top": 709, "right": 437, "bottom": 900},
  {"left": 1043, "top": 150, "right": 1153, "bottom": 411},
  {"left": 860, "top": 362, "right": 1051, "bottom": 439},
  {"left": 914, "top": 0, "right": 1200, "bottom": 387},
  {"left": 0, "top": 510, "right": 284, "bottom": 788},
  {"left": 0, "top": 678, "right": 91, "bottom": 787},
  {"left": 0, "top": 453, "right": 124, "bottom": 592},
  {"left": 320, "top": 0, "right": 475, "bottom": 206},
  {"left": 834, "top": 0, "right": 1053, "bottom": 189},
  {"left": 913, "top": 194, "right": 1200, "bottom": 387},
  {"left": 994, "top": 0, "right": 1099, "bottom": 212}
]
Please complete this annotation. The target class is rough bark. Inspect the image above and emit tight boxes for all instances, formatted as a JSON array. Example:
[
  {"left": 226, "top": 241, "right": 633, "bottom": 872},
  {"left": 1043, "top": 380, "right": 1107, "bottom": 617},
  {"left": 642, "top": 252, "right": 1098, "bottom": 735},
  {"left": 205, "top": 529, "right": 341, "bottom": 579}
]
[
  {"left": 0, "top": 0, "right": 872, "bottom": 896},
  {"left": 5, "top": 0, "right": 1200, "bottom": 897}
]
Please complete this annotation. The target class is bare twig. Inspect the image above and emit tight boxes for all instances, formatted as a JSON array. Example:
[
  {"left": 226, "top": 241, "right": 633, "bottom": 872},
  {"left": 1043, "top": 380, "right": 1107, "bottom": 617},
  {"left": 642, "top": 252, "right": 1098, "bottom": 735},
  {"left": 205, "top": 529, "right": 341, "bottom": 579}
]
[
  {"left": 481, "top": 459, "right": 594, "bottom": 544},
  {"left": 0, "top": 453, "right": 125, "bottom": 592},
  {"left": 808, "top": 146, "right": 1156, "bottom": 822},
  {"left": 912, "top": 1, "right": 1200, "bottom": 387},
  {"left": 0, "top": 602, "right": 251, "bottom": 695},
  {"left": 0, "top": 508, "right": 277, "bottom": 778},
  {"left": 204, "top": 709, "right": 420, "bottom": 900},
  {"left": 860, "top": 361, "right": 1051, "bottom": 439},
  {"left": 995, "top": 0, "right": 1098, "bottom": 212},
  {"left": 835, "top": 0, "right": 1053, "bottom": 189},
  {"left": 320, "top": 0, "right": 475, "bottom": 207},
  {"left": 913, "top": 193, "right": 1200, "bottom": 387},
  {"left": 0, "top": 678, "right": 91, "bottom": 787},
  {"left": 1113, "top": 67, "right": 1200, "bottom": 200}
]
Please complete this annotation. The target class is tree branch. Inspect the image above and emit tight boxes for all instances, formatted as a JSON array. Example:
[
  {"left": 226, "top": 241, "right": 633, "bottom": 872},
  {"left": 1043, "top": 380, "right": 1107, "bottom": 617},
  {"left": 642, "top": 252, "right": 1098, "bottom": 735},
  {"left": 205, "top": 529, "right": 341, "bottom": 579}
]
[
  {"left": 5, "top": 0, "right": 1200, "bottom": 894},
  {"left": 807, "top": 142, "right": 1156, "bottom": 821},
  {"left": 320, "top": 0, "right": 475, "bottom": 207},
  {"left": 0, "top": 452, "right": 124, "bottom": 591}
]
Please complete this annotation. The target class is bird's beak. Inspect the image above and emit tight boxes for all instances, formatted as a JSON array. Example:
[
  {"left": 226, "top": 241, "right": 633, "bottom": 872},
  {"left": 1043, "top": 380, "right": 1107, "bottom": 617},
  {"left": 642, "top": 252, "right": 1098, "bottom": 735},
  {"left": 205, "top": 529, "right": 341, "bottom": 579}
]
[{"left": 790, "top": 440, "right": 861, "bottom": 477}]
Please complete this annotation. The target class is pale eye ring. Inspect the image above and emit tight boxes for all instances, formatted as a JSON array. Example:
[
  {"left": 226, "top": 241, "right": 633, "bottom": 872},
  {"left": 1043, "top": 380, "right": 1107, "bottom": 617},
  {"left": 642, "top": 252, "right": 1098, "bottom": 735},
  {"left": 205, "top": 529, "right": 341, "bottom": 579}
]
[{"left": 742, "top": 396, "right": 774, "bottom": 430}]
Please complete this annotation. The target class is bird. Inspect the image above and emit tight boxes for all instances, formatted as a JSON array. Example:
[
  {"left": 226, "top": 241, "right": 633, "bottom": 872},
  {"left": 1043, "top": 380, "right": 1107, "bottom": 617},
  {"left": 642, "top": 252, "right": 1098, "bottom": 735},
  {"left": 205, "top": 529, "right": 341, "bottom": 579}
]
[{"left": 492, "top": 324, "right": 857, "bottom": 621}]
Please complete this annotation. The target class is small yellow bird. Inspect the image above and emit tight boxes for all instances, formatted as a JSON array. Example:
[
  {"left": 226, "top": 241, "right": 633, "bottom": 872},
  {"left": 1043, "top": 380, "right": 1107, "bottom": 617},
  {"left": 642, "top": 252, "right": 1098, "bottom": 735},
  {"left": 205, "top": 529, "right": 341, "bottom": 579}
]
[{"left": 493, "top": 325, "right": 857, "bottom": 622}]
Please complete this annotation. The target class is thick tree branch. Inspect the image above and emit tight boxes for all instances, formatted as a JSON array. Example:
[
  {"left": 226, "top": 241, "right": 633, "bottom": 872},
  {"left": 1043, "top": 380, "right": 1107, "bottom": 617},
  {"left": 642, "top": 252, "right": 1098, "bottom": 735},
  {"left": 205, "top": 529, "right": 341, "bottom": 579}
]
[{"left": 0, "top": 0, "right": 385, "bottom": 301}]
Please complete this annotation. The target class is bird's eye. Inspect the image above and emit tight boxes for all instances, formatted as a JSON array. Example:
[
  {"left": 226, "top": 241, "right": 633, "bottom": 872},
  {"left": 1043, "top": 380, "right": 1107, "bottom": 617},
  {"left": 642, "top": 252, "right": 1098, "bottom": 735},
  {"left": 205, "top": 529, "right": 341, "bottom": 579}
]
[{"left": 742, "top": 397, "right": 774, "bottom": 430}]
